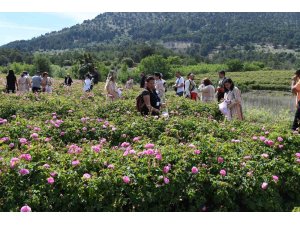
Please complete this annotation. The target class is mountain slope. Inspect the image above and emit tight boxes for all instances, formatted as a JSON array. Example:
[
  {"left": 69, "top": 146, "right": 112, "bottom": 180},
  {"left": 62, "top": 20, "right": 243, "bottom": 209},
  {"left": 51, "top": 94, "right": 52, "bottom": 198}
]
[{"left": 2, "top": 12, "right": 300, "bottom": 52}]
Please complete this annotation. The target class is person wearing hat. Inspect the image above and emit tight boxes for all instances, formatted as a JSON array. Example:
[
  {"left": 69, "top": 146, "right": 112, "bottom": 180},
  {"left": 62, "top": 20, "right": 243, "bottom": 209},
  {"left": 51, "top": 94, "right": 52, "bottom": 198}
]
[{"left": 31, "top": 71, "right": 42, "bottom": 93}]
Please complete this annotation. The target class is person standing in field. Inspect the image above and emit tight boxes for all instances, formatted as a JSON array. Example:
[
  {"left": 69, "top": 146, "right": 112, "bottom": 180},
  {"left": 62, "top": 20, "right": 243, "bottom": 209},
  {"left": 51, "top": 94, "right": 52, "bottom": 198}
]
[
  {"left": 18, "top": 72, "right": 31, "bottom": 93},
  {"left": 64, "top": 74, "right": 73, "bottom": 86},
  {"left": 125, "top": 77, "right": 134, "bottom": 89},
  {"left": 198, "top": 78, "right": 215, "bottom": 103},
  {"left": 223, "top": 78, "right": 243, "bottom": 121},
  {"left": 184, "top": 73, "right": 198, "bottom": 100},
  {"left": 83, "top": 74, "right": 92, "bottom": 92},
  {"left": 31, "top": 71, "right": 42, "bottom": 93},
  {"left": 173, "top": 71, "right": 185, "bottom": 97},
  {"left": 105, "top": 70, "right": 120, "bottom": 101},
  {"left": 292, "top": 70, "right": 300, "bottom": 131},
  {"left": 139, "top": 76, "right": 161, "bottom": 116},
  {"left": 216, "top": 70, "right": 227, "bottom": 102},
  {"left": 140, "top": 72, "right": 146, "bottom": 88},
  {"left": 6, "top": 70, "right": 18, "bottom": 93},
  {"left": 154, "top": 72, "right": 165, "bottom": 102}
]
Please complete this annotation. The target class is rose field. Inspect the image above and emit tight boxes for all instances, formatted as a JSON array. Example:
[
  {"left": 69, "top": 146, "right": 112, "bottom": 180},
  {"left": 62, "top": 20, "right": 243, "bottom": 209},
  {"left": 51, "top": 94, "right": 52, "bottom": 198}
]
[{"left": 0, "top": 78, "right": 299, "bottom": 212}]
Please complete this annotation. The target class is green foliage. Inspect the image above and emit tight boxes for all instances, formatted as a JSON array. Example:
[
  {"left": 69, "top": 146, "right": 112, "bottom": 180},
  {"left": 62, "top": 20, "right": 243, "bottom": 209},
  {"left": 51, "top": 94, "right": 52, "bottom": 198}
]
[
  {"left": 121, "top": 58, "right": 134, "bottom": 68},
  {"left": 138, "top": 55, "right": 171, "bottom": 78},
  {"left": 50, "top": 65, "right": 67, "bottom": 78},
  {"left": 0, "top": 78, "right": 299, "bottom": 212},
  {"left": 226, "top": 59, "right": 244, "bottom": 72},
  {"left": 33, "top": 54, "right": 52, "bottom": 73}
]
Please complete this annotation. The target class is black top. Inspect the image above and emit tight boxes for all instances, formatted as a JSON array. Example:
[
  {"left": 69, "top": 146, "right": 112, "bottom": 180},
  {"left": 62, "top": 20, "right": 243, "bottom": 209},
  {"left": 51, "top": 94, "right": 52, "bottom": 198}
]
[
  {"left": 141, "top": 89, "right": 161, "bottom": 115},
  {"left": 140, "top": 75, "right": 146, "bottom": 88},
  {"left": 6, "top": 75, "right": 16, "bottom": 89},
  {"left": 64, "top": 77, "right": 73, "bottom": 86},
  {"left": 92, "top": 71, "right": 99, "bottom": 84}
]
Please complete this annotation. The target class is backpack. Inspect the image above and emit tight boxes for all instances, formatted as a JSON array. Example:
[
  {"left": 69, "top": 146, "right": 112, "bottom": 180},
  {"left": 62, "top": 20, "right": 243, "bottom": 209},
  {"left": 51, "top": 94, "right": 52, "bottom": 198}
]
[{"left": 136, "top": 92, "right": 145, "bottom": 112}]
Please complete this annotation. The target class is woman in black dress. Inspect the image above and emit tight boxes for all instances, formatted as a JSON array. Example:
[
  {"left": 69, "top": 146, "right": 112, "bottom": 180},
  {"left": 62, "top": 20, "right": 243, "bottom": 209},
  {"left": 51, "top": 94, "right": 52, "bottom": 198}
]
[
  {"left": 141, "top": 76, "right": 161, "bottom": 116},
  {"left": 6, "top": 70, "right": 18, "bottom": 93}
]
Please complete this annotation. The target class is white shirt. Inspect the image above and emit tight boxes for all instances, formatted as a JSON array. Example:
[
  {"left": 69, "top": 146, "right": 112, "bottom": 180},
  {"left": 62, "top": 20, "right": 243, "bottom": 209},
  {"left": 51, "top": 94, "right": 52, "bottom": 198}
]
[
  {"left": 176, "top": 77, "right": 184, "bottom": 93},
  {"left": 83, "top": 79, "right": 91, "bottom": 91}
]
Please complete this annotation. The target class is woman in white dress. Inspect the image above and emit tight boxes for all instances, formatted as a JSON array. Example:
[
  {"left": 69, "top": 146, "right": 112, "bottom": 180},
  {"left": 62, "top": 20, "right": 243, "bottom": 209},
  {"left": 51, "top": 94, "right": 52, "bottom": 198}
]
[
  {"left": 104, "top": 70, "right": 120, "bottom": 101},
  {"left": 223, "top": 78, "right": 244, "bottom": 121},
  {"left": 198, "top": 78, "right": 215, "bottom": 103},
  {"left": 154, "top": 72, "right": 165, "bottom": 102},
  {"left": 83, "top": 74, "right": 92, "bottom": 92},
  {"left": 18, "top": 72, "right": 31, "bottom": 93}
]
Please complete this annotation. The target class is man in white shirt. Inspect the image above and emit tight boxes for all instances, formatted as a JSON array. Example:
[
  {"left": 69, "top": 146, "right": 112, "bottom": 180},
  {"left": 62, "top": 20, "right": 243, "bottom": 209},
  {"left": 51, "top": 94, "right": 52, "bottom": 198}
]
[{"left": 174, "top": 71, "right": 184, "bottom": 96}]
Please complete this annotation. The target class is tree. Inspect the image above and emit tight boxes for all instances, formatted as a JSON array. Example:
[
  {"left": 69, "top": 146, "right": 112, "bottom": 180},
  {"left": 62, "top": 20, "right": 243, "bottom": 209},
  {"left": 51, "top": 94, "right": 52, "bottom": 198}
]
[
  {"left": 226, "top": 59, "right": 244, "bottom": 72},
  {"left": 138, "top": 55, "right": 171, "bottom": 79},
  {"left": 33, "top": 54, "right": 52, "bottom": 73},
  {"left": 121, "top": 57, "right": 134, "bottom": 68}
]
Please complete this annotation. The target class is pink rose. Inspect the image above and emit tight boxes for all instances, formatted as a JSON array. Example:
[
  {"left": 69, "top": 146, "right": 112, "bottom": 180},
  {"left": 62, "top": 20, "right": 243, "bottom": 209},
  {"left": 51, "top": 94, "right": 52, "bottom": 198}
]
[
  {"left": 19, "top": 138, "right": 27, "bottom": 144},
  {"left": 30, "top": 133, "right": 39, "bottom": 139},
  {"left": 121, "top": 142, "right": 130, "bottom": 148},
  {"left": 83, "top": 173, "right": 91, "bottom": 179},
  {"left": 261, "top": 182, "right": 268, "bottom": 190},
  {"left": 9, "top": 143, "right": 15, "bottom": 148},
  {"left": 144, "top": 143, "right": 155, "bottom": 149},
  {"left": 19, "top": 168, "right": 30, "bottom": 175},
  {"left": 72, "top": 160, "right": 80, "bottom": 166},
  {"left": 272, "top": 175, "right": 279, "bottom": 183},
  {"left": 261, "top": 153, "right": 269, "bottom": 159},
  {"left": 133, "top": 137, "right": 140, "bottom": 142},
  {"left": 155, "top": 154, "right": 162, "bottom": 160},
  {"left": 123, "top": 176, "right": 130, "bottom": 184},
  {"left": 10, "top": 157, "right": 20, "bottom": 168},
  {"left": 191, "top": 166, "right": 199, "bottom": 174},
  {"left": 20, "top": 154, "right": 32, "bottom": 161},
  {"left": 108, "top": 164, "right": 114, "bottom": 169},
  {"left": 217, "top": 157, "right": 224, "bottom": 163},
  {"left": 82, "top": 127, "right": 87, "bottom": 132},
  {"left": 20, "top": 205, "right": 31, "bottom": 212},
  {"left": 260, "top": 136, "right": 266, "bottom": 141},
  {"left": 163, "top": 166, "right": 170, "bottom": 174},
  {"left": 43, "top": 164, "right": 50, "bottom": 169},
  {"left": 164, "top": 177, "right": 170, "bottom": 184},
  {"left": 252, "top": 136, "right": 258, "bottom": 141},
  {"left": 47, "top": 177, "right": 55, "bottom": 184},
  {"left": 194, "top": 150, "right": 201, "bottom": 155},
  {"left": 295, "top": 153, "right": 300, "bottom": 158},
  {"left": 92, "top": 145, "right": 101, "bottom": 153},
  {"left": 278, "top": 145, "right": 284, "bottom": 149},
  {"left": 220, "top": 169, "right": 226, "bottom": 176},
  {"left": 277, "top": 137, "right": 283, "bottom": 142}
]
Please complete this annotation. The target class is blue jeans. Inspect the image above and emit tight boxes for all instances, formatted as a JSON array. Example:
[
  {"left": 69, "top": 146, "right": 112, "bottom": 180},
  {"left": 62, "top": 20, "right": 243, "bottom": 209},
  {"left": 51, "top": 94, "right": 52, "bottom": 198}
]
[
  {"left": 292, "top": 101, "right": 300, "bottom": 130},
  {"left": 176, "top": 91, "right": 184, "bottom": 97}
]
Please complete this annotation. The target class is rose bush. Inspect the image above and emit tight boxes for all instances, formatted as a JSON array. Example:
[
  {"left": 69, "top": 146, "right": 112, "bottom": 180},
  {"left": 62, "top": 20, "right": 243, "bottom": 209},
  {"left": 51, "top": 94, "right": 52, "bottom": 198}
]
[{"left": 0, "top": 81, "right": 299, "bottom": 212}]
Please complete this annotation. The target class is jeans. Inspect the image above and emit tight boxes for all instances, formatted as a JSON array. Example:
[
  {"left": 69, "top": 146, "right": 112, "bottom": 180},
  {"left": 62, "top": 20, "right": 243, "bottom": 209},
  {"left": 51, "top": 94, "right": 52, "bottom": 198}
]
[
  {"left": 176, "top": 91, "right": 184, "bottom": 97},
  {"left": 292, "top": 101, "right": 300, "bottom": 131}
]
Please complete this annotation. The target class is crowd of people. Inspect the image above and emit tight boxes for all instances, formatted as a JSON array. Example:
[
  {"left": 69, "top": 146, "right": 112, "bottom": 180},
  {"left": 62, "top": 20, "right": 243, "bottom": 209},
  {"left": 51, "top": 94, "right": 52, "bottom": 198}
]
[
  {"left": 5, "top": 70, "right": 53, "bottom": 94},
  {"left": 138, "top": 70, "right": 243, "bottom": 121},
  {"left": 3, "top": 68, "right": 300, "bottom": 131}
]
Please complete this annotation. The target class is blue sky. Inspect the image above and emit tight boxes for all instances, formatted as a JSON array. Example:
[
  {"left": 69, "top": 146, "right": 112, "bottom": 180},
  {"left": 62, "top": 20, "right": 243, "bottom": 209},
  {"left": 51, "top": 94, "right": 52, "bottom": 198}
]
[{"left": 0, "top": 12, "right": 100, "bottom": 46}]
